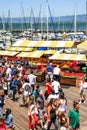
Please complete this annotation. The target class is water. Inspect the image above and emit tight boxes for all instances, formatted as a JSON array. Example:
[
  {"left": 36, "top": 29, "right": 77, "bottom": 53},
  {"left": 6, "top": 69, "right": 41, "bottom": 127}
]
[
  {"left": 0, "top": 21, "right": 86, "bottom": 32},
  {"left": 0, "top": 15, "right": 86, "bottom": 32}
]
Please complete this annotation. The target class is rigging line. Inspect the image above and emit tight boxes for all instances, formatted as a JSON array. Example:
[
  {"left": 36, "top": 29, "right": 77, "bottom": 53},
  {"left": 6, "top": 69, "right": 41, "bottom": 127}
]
[{"left": 48, "top": 4, "right": 58, "bottom": 39}]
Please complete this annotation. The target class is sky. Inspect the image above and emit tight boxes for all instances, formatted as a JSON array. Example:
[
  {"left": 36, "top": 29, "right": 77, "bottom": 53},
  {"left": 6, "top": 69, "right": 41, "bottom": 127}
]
[{"left": 0, "top": 0, "right": 87, "bottom": 18}]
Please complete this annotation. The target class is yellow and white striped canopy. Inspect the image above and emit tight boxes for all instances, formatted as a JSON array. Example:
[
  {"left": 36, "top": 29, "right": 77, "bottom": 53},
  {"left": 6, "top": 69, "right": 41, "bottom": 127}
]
[
  {"left": 8, "top": 46, "right": 33, "bottom": 52},
  {"left": 12, "top": 40, "right": 74, "bottom": 48},
  {"left": 49, "top": 52, "right": 86, "bottom": 61},
  {"left": 0, "top": 51, "right": 18, "bottom": 56},
  {"left": 77, "top": 40, "right": 87, "bottom": 50},
  {"left": 12, "top": 39, "right": 26, "bottom": 46},
  {"left": 17, "top": 50, "right": 45, "bottom": 58},
  {"left": 13, "top": 40, "right": 37, "bottom": 47},
  {"left": 44, "top": 50, "right": 57, "bottom": 55}
]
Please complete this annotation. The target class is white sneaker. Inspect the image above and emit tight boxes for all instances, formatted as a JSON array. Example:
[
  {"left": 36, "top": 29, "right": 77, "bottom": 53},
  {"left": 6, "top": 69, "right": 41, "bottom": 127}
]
[
  {"left": 83, "top": 100, "right": 86, "bottom": 103},
  {"left": 79, "top": 101, "right": 81, "bottom": 104},
  {"left": 44, "top": 124, "right": 48, "bottom": 129}
]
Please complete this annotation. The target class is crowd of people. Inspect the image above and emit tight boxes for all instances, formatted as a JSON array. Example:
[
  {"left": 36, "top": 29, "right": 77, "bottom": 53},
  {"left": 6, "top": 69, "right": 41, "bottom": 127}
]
[{"left": 0, "top": 58, "right": 86, "bottom": 130}]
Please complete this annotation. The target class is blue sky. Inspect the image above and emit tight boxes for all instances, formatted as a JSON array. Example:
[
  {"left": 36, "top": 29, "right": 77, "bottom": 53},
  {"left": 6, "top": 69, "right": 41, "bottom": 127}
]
[{"left": 0, "top": 0, "right": 87, "bottom": 17}]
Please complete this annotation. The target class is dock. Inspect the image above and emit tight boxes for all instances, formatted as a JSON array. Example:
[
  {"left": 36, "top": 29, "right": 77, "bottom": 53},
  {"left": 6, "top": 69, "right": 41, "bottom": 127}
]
[{"left": 4, "top": 85, "right": 87, "bottom": 130}]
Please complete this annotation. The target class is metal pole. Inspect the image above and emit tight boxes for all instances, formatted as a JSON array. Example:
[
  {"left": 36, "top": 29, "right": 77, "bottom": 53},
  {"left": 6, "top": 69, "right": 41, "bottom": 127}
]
[
  {"left": 46, "top": 0, "right": 48, "bottom": 41},
  {"left": 74, "top": 5, "right": 76, "bottom": 39},
  {"left": 86, "top": 1, "right": 87, "bottom": 39},
  {"left": 40, "top": 3, "right": 43, "bottom": 40}
]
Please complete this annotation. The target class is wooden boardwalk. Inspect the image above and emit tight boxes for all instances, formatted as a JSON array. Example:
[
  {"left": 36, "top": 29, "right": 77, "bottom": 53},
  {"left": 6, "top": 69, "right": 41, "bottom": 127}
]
[{"left": 3, "top": 85, "right": 87, "bottom": 130}]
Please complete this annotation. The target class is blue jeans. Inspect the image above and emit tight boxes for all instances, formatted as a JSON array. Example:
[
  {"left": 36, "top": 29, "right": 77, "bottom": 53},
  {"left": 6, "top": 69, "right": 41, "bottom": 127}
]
[{"left": 47, "top": 118, "right": 58, "bottom": 130}]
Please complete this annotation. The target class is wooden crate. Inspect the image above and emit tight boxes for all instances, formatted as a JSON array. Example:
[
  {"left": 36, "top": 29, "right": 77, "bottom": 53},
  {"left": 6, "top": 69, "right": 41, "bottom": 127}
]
[
  {"left": 60, "top": 77, "right": 76, "bottom": 86},
  {"left": 36, "top": 73, "right": 45, "bottom": 82}
]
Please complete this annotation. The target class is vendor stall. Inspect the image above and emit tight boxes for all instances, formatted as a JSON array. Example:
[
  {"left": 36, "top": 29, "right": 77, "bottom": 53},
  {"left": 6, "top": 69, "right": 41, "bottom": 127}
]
[
  {"left": 49, "top": 53, "right": 86, "bottom": 86},
  {"left": 16, "top": 51, "right": 46, "bottom": 82},
  {"left": 60, "top": 71, "right": 85, "bottom": 86},
  {"left": 0, "top": 50, "right": 19, "bottom": 60},
  {"left": 23, "top": 62, "right": 45, "bottom": 82}
]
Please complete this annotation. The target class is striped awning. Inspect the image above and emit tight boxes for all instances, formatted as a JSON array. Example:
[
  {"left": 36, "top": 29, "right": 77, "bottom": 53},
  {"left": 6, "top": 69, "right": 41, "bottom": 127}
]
[
  {"left": 44, "top": 50, "right": 57, "bottom": 54},
  {"left": 13, "top": 40, "right": 38, "bottom": 47},
  {"left": 17, "top": 50, "right": 44, "bottom": 58},
  {"left": 16, "top": 52, "right": 31, "bottom": 57},
  {"left": 12, "top": 39, "right": 26, "bottom": 46},
  {"left": 47, "top": 41, "right": 74, "bottom": 48},
  {"left": 29, "top": 50, "right": 45, "bottom": 58},
  {"left": 0, "top": 51, "right": 18, "bottom": 56},
  {"left": 32, "top": 41, "right": 74, "bottom": 48},
  {"left": 49, "top": 53, "right": 86, "bottom": 61},
  {"left": 8, "top": 46, "right": 33, "bottom": 52},
  {"left": 77, "top": 40, "right": 87, "bottom": 50},
  {"left": 12, "top": 40, "right": 74, "bottom": 48}
]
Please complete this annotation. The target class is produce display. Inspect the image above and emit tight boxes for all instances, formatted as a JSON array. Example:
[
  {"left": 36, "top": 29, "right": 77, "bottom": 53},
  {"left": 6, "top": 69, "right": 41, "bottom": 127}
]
[{"left": 60, "top": 71, "right": 85, "bottom": 78}]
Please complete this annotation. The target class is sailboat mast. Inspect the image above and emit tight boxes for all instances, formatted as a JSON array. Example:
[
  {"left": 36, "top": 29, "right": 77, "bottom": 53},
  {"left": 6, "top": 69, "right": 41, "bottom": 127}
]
[
  {"left": 86, "top": 0, "right": 87, "bottom": 39},
  {"left": 40, "top": 3, "right": 43, "bottom": 39},
  {"left": 74, "top": 4, "right": 77, "bottom": 38},
  {"left": 8, "top": 10, "right": 12, "bottom": 31},
  {"left": 46, "top": 0, "right": 48, "bottom": 41},
  {"left": 2, "top": 14, "right": 5, "bottom": 31},
  {"left": 58, "top": 17, "right": 60, "bottom": 31}
]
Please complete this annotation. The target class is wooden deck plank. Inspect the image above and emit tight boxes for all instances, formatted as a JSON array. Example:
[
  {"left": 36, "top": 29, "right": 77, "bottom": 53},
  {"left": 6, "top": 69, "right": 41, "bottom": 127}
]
[{"left": 3, "top": 85, "right": 87, "bottom": 130}]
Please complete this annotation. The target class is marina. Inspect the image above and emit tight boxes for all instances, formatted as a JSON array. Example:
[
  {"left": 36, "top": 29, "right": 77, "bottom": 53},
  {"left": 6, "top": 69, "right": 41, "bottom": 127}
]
[{"left": 0, "top": 0, "right": 87, "bottom": 130}]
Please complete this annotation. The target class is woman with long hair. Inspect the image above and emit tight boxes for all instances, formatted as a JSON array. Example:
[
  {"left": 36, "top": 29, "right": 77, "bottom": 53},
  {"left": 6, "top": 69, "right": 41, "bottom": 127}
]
[
  {"left": 47, "top": 98, "right": 58, "bottom": 130},
  {"left": 45, "top": 78, "right": 52, "bottom": 100},
  {"left": 28, "top": 96, "right": 38, "bottom": 130}
]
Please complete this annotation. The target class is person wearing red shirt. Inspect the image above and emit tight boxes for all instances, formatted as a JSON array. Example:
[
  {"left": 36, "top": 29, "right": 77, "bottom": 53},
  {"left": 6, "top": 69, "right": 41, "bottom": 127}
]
[
  {"left": 0, "top": 117, "right": 6, "bottom": 130},
  {"left": 45, "top": 78, "right": 52, "bottom": 99}
]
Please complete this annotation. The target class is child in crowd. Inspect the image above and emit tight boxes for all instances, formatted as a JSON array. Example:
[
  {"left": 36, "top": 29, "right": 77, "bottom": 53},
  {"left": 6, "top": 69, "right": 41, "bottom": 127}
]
[
  {"left": 3, "top": 108, "right": 13, "bottom": 129},
  {"left": 79, "top": 78, "right": 87, "bottom": 104},
  {"left": 59, "top": 113, "right": 68, "bottom": 130},
  {"left": 32, "top": 85, "right": 41, "bottom": 101}
]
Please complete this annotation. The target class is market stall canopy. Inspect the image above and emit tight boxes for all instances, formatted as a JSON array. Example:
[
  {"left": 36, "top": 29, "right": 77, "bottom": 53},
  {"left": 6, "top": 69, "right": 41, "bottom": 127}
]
[
  {"left": 17, "top": 50, "right": 45, "bottom": 58},
  {"left": 44, "top": 50, "right": 57, "bottom": 54},
  {"left": 29, "top": 50, "right": 45, "bottom": 58},
  {"left": 49, "top": 53, "right": 86, "bottom": 61},
  {"left": 13, "top": 40, "right": 38, "bottom": 47},
  {"left": 12, "top": 39, "right": 26, "bottom": 46},
  {"left": 46, "top": 41, "right": 74, "bottom": 48},
  {"left": 0, "top": 51, "right": 18, "bottom": 56},
  {"left": 77, "top": 40, "right": 87, "bottom": 50},
  {"left": 8, "top": 46, "right": 33, "bottom": 52},
  {"left": 12, "top": 40, "right": 74, "bottom": 48},
  {"left": 29, "top": 41, "right": 74, "bottom": 48}
]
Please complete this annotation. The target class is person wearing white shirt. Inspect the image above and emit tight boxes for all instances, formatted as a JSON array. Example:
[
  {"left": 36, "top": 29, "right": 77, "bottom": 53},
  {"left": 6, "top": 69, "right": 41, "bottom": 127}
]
[
  {"left": 47, "top": 89, "right": 58, "bottom": 103},
  {"left": 52, "top": 76, "right": 60, "bottom": 98},
  {"left": 28, "top": 96, "right": 38, "bottom": 130},
  {"left": 17, "top": 64, "right": 23, "bottom": 77},
  {"left": 20, "top": 78, "right": 32, "bottom": 106},
  {"left": 53, "top": 64, "right": 60, "bottom": 82},
  {"left": 28, "top": 70, "right": 36, "bottom": 92},
  {"left": 79, "top": 79, "right": 87, "bottom": 104},
  {"left": 6, "top": 65, "right": 12, "bottom": 93}
]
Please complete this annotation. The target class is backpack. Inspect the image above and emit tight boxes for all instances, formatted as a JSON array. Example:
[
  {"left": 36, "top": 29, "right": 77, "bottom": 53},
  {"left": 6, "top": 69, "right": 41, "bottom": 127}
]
[
  {"left": 25, "top": 84, "right": 29, "bottom": 92},
  {"left": 10, "top": 80, "right": 17, "bottom": 89}
]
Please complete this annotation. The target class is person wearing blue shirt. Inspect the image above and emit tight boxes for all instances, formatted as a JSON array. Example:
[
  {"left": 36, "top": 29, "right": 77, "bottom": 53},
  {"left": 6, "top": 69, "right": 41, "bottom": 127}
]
[
  {"left": 46, "top": 63, "right": 53, "bottom": 80},
  {"left": 4, "top": 108, "right": 13, "bottom": 129}
]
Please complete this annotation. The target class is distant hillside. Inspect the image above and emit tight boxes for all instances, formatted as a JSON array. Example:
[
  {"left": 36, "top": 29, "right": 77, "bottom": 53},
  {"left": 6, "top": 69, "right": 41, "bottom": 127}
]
[{"left": 0, "top": 14, "right": 86, "bottom": 23}]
